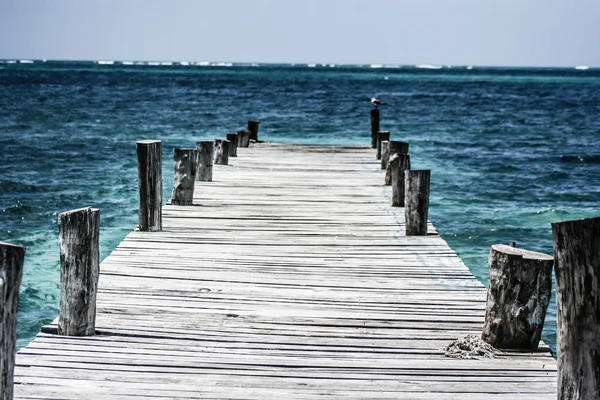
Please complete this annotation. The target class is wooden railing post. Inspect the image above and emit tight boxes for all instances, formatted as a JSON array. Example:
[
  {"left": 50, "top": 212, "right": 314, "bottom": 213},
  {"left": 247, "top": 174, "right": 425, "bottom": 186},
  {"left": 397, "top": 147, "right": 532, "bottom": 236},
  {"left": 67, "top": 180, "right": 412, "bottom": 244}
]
[
  {"left": 0, "top": 242, "right": 24, "bottom": 400},
  {"left": 376, "top": 131, "right": 390, "bottom": 160},
  {"left": 385, "top": 141, "right": 410, "bottom": 186},
  {"left": 248, "top": 120, "right": 260, "bottom": 142},
  {"left": 369, "top": 109, "right": 379, "bottom": 149},
  {"left": 404, "top": 170, "right": 430, "bottom": 235},
  {"left": 58, "top": 207, "right": 100, "bottom": 336},
  {"left": 553, "top": 216, "right": 600, "bottom": 400},
  {"left": 237, "top": 130, "right": 251, "bottom": 148},
  {"left": 170, "top": 148, "right": 196, "bottom": 206},
  {"left": 380, "top": 140, "right": 389, "bottom": 170},
  {"left": 389, "top": 153, "right": 411, "bottom": 207},
  {"left": 226, "top": 133, "right": 238, "bottom": 157},
  {"left": 481, "top": 244, "right": 553, "bottom": 349},
  {"left": 195, "top": 141, "right": 213, "bottom": 182},
  {"left": 215, "top": 139, "right": 230, "bottom": 165},
  {"left": 136, "top": 140, "right": 162, "bottom": 232}
]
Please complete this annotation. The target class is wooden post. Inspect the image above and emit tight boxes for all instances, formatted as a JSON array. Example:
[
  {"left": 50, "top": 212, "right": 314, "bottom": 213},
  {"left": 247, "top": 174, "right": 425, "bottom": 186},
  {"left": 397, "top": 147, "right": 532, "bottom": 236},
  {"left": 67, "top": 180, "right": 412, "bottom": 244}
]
[
  {"left": 370, "top": 109, "right": 379, "bottom": 149},
  {"left": 552, "top": 216, "right": 600, "bottom": 400},
  {"left": 195, "top": 141, "right": 213, "bottom": 182},
  {"left": 376, "top": 131, "right": 390, "bottom": 160},
  {"left": 58, "top": 207, "right": 100, "bottom": 336},
  {"left": 248, "top": 120, "right": 260, "bottom": 142},
  {"left": 404, "top": 170, "right": 430, "bottom": 235},
  {"left": 385, "top": 141, "right": 410, "bottom": 185},
  {"left": 0, "top": 242, "right": 24, "bottom": 400},
  {"left": 136, "top": 140, "right": 162, "bottom": 232},
  {"left": 388, "top": 140, "right": 409, "bottom": 156},
  {"left": 214, "top": 139, "right": 230, "bottom": 165},
  {"left": 237, "top": 130, "right": 251, "bottom": 148},
  {"left": 380, "top": 140, "right": 389, "bottom": 170},
  {"left": 481, "top": 244, "right": 553, "bottom": 350},
  {"left": 226, "top": 133, "right": 238, "bottom": 157},
  {"left": 389, "top": 153, "right": 411, "bottom": 206},
  {"left": 170, "top": 148, "right": 196, "bottom": 206}
]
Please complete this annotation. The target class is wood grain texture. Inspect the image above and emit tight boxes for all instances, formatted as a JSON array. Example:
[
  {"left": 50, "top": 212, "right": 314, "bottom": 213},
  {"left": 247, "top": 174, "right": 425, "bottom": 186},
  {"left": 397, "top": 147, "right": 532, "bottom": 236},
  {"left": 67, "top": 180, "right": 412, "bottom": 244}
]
[
  {"left": 136, "top": 140, "right": 162, "bottom": 231},
  {"left": 214, "top": 139, "right": 230, "bottom": 166},
  {"left": 553, "top": 216, "right": 600, "bottom": 400},
  {"left": 195, "top": 141, "right": 214, "bottom": 182},
  {"left": 226, "top": 134, "right": 238, "bottom": 157},
  {"left": 237, "top": 130, "right": 251, "bottom": 148},
  {"left": 376, "top": 131, "right": 390, "bottom": 160},
  {"left": 390, "top": 153, "right": 411, "bottom": 206},
  {"left": 482, "top": 245, "right": 553, "bottom": 350},
  {"left": 0, "top": 242, "right": 24, "bottom": 400},
  {"left": 380, "top": 140, "right": 389, "bottom": 170},
  {"left": 404, "top": 169, "right": 430, "bottom": 235},
  {"left": 14, "top": 144, "right": 556, "bottom": 399},
  {"left": 170, "top": 148, "right": 196, "bottom": 206},
  {"left": 58, "top": 207, "right": 100, "bottom": 337}
]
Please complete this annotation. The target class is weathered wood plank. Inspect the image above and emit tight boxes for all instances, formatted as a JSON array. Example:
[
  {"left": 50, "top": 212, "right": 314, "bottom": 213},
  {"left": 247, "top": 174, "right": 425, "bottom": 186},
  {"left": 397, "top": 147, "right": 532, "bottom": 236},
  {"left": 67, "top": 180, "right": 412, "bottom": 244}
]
[{"left": 14, "top": 143, "right": 555, "bottom": 399}]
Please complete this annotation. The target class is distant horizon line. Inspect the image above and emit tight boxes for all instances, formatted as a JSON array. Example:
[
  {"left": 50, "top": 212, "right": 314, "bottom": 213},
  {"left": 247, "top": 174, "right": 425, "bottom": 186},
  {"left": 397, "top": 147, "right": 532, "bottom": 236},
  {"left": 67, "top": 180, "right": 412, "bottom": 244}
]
[{"left": 0, "top": 58, "right": 598, "bottom": 70}]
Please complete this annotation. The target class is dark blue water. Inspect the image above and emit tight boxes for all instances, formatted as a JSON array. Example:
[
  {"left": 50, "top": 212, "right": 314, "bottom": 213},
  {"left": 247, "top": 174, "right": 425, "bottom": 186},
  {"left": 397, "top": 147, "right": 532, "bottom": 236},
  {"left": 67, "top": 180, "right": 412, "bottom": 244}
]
[{"left": 2, "top": 60, "right": 599, "bottom": 353}]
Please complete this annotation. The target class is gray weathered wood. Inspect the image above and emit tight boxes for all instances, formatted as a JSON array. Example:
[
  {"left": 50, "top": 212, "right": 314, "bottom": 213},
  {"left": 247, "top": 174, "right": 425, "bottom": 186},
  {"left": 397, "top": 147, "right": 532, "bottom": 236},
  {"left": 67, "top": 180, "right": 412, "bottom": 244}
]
[
  {"left": 376, "top": 131, "right": 390, "bottom": 160},
  {"left": 552, "top": 216, "right": 600, "bottom": 400},
  {"left": 380, "top": 140, "right": 389, "bottom": 170},
  {"left": 226, "top": 134, "right": 238, "bottom": 157},
  {"left": 170, "top": 148, "right": 196, "bottom": 206},
  {"left": 389, "top": 154, "right": 411, "bottom": 206},
  {"left": 214, "top": 139, "right": 230, "bottom": 165},
  {"left": 481, "top": 244, "right": 553, "bottom": 350},
  {"left": 369, "top": 109, "right": 379, "bottom": 149},
  {"left": 248, "top": 120, "right": 260, "bottom": 142},
  {"left": 0, "top": 242, "right": 24, "bottom": 400},
  {"left": 13, "top": 144, "right": 556, "bottom": 399},
  {"left": 237, "top": 130, "right": 251, "bottom": 148},
  {"left": 385, "top": 141, "right": 410, "bottom": 185},
  {"left": 136, "top": 140, "right": 162, "bottom": 232},
  {"left": 404, "top": 170, "right": 430, "bottom": 235},
  {"left": 58, "top": 207, "right": 100, "bottom": 337},
  {"left": 195, "top": 141, "right": 214, "bottom": 182},
  {"left": 388, "top": 141, "right": 409, "bottom": 156}
]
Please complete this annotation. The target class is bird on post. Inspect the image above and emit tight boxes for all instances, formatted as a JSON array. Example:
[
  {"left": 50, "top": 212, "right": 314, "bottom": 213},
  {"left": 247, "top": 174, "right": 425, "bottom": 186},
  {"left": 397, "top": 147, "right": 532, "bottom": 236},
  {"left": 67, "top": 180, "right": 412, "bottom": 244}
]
[{"left": 371, "top": 97, "right": 387, "bottom": 109}]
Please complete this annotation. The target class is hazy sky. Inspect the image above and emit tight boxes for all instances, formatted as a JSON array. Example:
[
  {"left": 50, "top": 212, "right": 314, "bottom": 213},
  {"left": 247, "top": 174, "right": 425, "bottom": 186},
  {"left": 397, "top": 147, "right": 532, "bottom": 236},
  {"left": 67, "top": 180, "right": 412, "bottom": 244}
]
[{"left": 1, "top": 0, "right": 599, "bottom": 67}]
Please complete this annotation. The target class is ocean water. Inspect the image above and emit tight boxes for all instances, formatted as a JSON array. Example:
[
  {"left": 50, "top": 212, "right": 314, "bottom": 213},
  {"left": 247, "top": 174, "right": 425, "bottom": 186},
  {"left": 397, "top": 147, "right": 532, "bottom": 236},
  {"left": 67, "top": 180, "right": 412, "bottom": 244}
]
[{"left": 1, "top": 60, "right": 599, "bottom": 354}]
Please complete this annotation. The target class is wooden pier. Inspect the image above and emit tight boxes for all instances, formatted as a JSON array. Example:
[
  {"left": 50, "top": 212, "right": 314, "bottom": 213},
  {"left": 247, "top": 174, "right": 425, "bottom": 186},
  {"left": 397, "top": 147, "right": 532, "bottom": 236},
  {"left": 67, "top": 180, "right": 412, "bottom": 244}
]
[{"left": 13, "top": 144, "right": 556, "bottom": 399}]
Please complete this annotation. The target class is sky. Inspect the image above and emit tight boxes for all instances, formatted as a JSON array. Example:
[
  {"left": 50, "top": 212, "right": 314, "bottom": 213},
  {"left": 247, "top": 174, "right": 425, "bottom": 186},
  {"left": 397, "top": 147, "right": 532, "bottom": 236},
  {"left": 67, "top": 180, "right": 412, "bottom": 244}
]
[{"left": 1, "top": 0, "right": 599, "bottom": 67}]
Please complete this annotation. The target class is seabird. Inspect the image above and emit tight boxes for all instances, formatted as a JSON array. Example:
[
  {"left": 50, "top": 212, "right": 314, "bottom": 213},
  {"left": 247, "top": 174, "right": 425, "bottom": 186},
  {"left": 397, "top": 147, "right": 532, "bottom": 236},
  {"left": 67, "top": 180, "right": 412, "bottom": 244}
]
[{"left": 371, "top": 97, "right": 387, "bottom": 109}]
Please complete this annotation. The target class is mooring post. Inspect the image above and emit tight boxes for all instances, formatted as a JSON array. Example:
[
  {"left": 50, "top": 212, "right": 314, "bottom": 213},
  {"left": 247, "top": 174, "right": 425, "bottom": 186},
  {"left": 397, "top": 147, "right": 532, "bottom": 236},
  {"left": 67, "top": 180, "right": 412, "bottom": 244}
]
[
  {"left": 237, "top": 130, "right": 251, "bottom": 148},
  {"left": 0, "top": 242, "right": 24, "bottom": 400},
  {"left": 226, "top": 133, "right": 238, "bottom": 157},
  {"left": 380, "top": 140, "right": 389, "bottom": 170},
  {"left": 385, "top": 141, "right": 410, "bottom": 185},
  {"left": 195, "top": 141, "right": 213, "bottom": 182},
  {"left": 389, "top": 153, "right": 411, "bottom": 206},
  {"left": 170, "top": 148, "right": 196, "bottom": 206},
  {"left": 404, "top": 170, "right": 430, "bottom": 235},
  {"left": 215, "top": 139, "right": 230, "bottom": 165},
  {"left": 370, "top": 109, "right": 379, "bottom": 149},
  {"left": 376, "top": 131, "right": 390, "bottom": 160},
  {"left": 248, "top": 120, "right": 260, "bottom": 142},
  {"left": 552, "top": 216, "right": 600, "bottom": 400},
  {"left": 57, "top": 207, "right": 100, "bottom": 336},
  {"left": 481, "top": 244, "right": 553, "bottom": 349},
  {"left": 136, "top": 140, "right": 162, "bottom": 232}
]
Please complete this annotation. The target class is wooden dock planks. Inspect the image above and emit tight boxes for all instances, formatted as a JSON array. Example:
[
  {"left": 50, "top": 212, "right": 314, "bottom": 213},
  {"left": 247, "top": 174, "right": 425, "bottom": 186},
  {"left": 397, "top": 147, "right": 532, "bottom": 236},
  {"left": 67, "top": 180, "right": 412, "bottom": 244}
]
[{"left": 13, "top": 143, "right": 556, "bottom": 399}]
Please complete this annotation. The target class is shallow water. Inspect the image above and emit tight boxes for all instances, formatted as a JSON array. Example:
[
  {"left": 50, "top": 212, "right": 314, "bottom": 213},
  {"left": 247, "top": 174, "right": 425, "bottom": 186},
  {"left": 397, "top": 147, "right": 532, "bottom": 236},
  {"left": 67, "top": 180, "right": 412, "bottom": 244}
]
[{"left": 2, "top": 60, "right": 599, "bottom": 353}]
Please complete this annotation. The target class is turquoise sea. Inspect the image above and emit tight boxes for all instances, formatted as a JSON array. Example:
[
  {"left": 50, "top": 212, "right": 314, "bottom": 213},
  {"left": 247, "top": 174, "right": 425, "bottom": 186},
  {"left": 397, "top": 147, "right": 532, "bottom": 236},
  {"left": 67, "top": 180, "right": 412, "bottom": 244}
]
[{"left": 1, "top": 60, "right": 599, "bottom": 354}]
